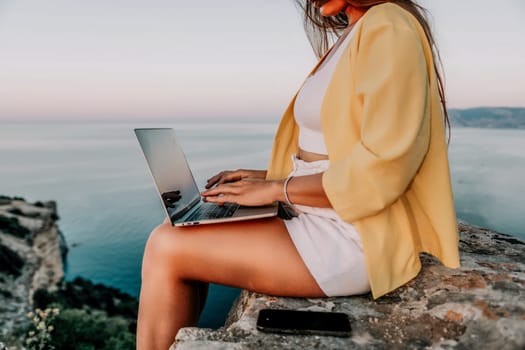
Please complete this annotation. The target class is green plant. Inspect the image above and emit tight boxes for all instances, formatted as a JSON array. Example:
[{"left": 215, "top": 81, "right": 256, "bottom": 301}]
[
  {"left": 0, "top": 195, "right": 25, "bottom": 201},
  {"left": 33, "top": 277, "right": 138, "bottom": 320},
  {"left": 32, "top": 279, "right": 138, "bottom": 350},
  {"left": 7, "top": 208, "right": 42, "bottom": 218},
  {"left": 48, "top": 308, "right": 135, "bottom": 350},
  {"left": 0, "top": 215, "right": 31, "bottom": 238},
  {"left": 25, "top": 308, "right": 60, "bottom": 350},
  {"left": 0, "top": 240, "right": 25, "bottom": 276},
  {"left": 7, "top": 208, "right": 23, "bottom": 216}
]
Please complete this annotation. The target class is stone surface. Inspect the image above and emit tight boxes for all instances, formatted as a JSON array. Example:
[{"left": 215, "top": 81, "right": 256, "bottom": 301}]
[
  {"left": 0, "top": 198, "right": 66, "bottom": 344},
  {"left": 172, "top": 223, "right": 525, "bottom": 349}
]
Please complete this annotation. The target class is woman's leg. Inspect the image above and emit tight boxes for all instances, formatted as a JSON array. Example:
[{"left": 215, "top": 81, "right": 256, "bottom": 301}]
[{"left": 136, "top": 217, "right": 325, "bottom": 350}]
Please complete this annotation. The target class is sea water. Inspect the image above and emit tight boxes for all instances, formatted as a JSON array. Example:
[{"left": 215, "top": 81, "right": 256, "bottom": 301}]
[{"left": 0, "top": 121, "right": 524, "bottom": 327}]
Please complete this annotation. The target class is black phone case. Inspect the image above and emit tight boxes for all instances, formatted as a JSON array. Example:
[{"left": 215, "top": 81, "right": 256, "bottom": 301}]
[{"left": 256, "top": 308, "right": 352, "bottom": 338}]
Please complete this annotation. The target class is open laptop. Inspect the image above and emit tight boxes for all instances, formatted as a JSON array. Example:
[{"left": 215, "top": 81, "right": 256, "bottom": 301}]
[{"left": 134, "top": 128, "right": 278, "bottom": 226}]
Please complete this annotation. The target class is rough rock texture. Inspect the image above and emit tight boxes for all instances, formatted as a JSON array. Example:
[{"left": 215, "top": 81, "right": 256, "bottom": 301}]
[
  {"left": 0, "top": 198, "right": 66, "bottom": 340},
  {"left": 172, "top": 223, "right": 525, "bottom": 349}
]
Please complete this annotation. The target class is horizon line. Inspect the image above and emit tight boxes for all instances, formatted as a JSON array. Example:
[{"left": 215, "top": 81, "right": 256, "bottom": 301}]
[{"left": 1, "top": 106, "right": 524, "bottom": 123}]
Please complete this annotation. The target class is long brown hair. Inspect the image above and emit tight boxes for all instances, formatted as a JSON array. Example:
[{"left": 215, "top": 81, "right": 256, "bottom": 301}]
[{"left": 294, "top": 0, "right": 450, "bottom": 138}]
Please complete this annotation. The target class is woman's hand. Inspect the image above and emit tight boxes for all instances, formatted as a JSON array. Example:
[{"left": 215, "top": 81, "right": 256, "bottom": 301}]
[
  {"left": 201, "top": 178, "right": 281, "bottom": 207},
  {"left": 205, "top": 169, "right": 267, "bottom": 189}
]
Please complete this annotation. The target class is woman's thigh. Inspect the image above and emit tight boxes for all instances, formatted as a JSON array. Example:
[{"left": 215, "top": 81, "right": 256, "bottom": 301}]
[{"left": 143, "top": 217, "right": 325, "bottom": 298}]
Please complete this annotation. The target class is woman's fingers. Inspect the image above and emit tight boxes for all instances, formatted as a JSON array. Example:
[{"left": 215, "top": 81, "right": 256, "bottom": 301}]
[
  {"left": 202, "top": 182, "right": 239, "bottom": 196},
  {"left": 217, "top": 173, "right": 243, "bottom": 186},
  {"left": 205, "top": 169, "right": 266, "bottom": 189},
  {"left": 201, "top": 179, "right": 276, "bottom": 206},
  {"left": 201, "top": 184, "right": 237, "bottom": 206},
  {"left": 206, "top": 171, "right": 238, "bottom": 189},
  {"left": 203, "top": 194, "right": 232, "bottom": 206},
  {"left": 205, "top": 172, "right": 225, "bottom": 189},
  {"left": 206, "top": 171, "right": 232, "bottom": 185}
]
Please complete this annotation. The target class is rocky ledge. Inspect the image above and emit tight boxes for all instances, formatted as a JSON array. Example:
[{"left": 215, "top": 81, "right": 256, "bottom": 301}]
[
  {"left": 0, "top": 196, "right": 67, "bottom": 339},
  {"left": 172, "top": 223, "right": 525, "bottom": 349}
]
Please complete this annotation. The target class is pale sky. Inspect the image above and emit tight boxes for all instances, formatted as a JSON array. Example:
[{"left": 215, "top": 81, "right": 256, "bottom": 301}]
[{"left": 0, "top": 0, "right": 523, "bottom": 121}]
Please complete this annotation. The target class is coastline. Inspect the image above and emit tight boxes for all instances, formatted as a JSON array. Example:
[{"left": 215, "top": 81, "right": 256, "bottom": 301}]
[
  {"left": 2, "top": 195, "right": 524, "bottom": 349},
  {"left": 0, "top": 196, "right": 137, "bottom": 349}
]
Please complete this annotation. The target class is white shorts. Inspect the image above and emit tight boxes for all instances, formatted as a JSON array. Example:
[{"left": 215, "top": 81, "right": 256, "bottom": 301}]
[{"left": 284, "top": 155, "right": 370, "bottom": 297}]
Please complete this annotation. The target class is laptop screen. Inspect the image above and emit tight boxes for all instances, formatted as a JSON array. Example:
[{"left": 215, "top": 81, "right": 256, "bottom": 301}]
[{"left": 135, "top": 128, "right": 200, "bottom": 222}]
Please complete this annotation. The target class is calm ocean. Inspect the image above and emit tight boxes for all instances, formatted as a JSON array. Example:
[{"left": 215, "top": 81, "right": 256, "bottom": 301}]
[{"left": 1, "top": 121, "right": 524, "bottom": 327}]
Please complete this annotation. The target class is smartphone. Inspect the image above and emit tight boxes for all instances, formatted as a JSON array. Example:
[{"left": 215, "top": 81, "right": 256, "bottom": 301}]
[{"left": 256, "top": 308, "right": 352, "bottom": 337}]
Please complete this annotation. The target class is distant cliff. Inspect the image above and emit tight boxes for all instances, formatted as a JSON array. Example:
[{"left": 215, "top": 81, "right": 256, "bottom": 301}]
[
  {"left": 449, "top": 107, "right": 525, "bottom": 129},
  {"left": 0, "top": 196, "right": 137, "bottom": 350},
  {"left": 0, "top": 196, "right": 66, "bottom": 341}
]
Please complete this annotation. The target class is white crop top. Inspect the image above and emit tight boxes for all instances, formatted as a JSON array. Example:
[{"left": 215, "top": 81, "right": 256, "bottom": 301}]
[{"left": 294, "top": 20, "right": 361, "bottom": 155}]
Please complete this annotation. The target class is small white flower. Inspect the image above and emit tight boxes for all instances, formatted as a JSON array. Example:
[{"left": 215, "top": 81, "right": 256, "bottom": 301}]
[
  {"left": 37, "top": 321, "right": 46, "bottom": 330},
  {"left": 27, "top": 311, "right": 34, "bottom": 318}
]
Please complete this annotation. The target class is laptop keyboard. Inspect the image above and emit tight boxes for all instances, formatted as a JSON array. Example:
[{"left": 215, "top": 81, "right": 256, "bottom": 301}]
[{"left": 188, "top": 203, "right": 239, "bottom": 220}]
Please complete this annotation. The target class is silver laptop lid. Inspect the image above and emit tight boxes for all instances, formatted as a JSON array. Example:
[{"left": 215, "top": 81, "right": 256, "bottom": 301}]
[{"left": 134, "top": 128, "right": 200, "bottom": 224}]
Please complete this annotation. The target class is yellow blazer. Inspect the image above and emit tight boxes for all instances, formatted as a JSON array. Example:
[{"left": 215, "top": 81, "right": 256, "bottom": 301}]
[{"left": 266, "top": 3, "right": 460, "bottom": 298}]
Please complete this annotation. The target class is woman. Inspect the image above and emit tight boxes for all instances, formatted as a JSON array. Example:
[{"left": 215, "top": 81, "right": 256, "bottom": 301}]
[{"left": 136, "top": 0, "right": 460, "bottom": 348}]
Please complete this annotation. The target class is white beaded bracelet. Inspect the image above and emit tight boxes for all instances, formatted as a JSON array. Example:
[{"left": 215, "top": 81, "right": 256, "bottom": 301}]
[{"left": 283, "top": 176, "right": 294, "bottom": 206}]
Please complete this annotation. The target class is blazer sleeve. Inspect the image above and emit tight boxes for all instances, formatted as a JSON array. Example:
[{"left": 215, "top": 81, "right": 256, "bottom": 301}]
[{"left": 322, "top": 17, "right": 431, "bottom": 223}]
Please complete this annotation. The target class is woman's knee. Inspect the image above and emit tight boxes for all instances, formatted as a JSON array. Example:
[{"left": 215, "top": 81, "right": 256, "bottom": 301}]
[{"left": 142, "top": 223, "right": 188, "bottom": 276}]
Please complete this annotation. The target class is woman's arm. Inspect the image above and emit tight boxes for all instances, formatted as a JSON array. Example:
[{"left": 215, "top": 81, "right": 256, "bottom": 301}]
[
  {"left": 280, "top": 173, "right": 332, "bottom": 207},
  {"left": 322, "top": 16, "right": 431, "bottom": 223},
  {"left": 201, "top": 173, "right": 332, "bottom": 208}
]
